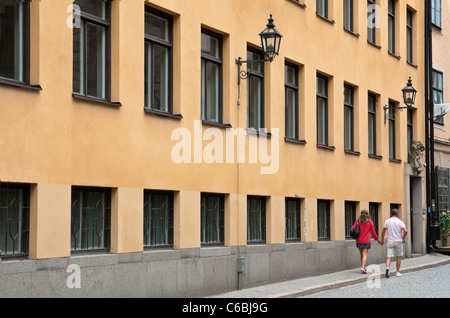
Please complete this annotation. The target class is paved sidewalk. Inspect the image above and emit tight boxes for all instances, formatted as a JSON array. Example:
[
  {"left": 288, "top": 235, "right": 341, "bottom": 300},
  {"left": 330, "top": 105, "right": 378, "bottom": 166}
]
[{"left": 209, "top": 252, "right": 450, "bottom": 298}]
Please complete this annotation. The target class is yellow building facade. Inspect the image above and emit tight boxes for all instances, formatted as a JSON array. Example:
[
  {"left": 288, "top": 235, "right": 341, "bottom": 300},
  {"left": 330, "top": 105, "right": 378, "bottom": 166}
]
[{"left": 0, "top": 0, "right": 427, "bottom": 297}]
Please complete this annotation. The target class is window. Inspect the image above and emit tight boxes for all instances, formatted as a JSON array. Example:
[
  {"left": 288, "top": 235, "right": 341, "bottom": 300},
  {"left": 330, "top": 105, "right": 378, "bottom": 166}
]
[
  {"left": 388, "top": 101, "right": 396, "bottom": 160},
  {"left": 343, "top": 0, "right": 354, "bottom": 32},
  {"left": 388, "top": 0, "right": 395, "bottom": 54},
  {"left": 247, "top": 48, "right": 264, "bottom": 130},
  {"left": 368, "top": 93, "right": 377, "bottom": 156},
  {"left": 201, "top": 193, "right": 224, "bottom": 246},
  {"left": 317, "top": 0, "right": 328, "bottom": 18},
  {"left": 407, "top": 109, "right": 413, "bottom": 154},
  {"left": 145, "top": 8, "right": 172, "bottom": 113},
  {"left": 285, "top": 198, "right": 301, "bottom": 241},
  {"left": 285, "top": 63, "right": 299, "bottom": 140},
  {"left": 73, "top": 0, "right": 111, "bottom": 101},
  {"left": 344, "top": 85, "right": 354, "bottom": 151},
  {"left": 0, "top": 183, "right": 30, "bottom": 258},
  {"left": 432, "top": 0, "right": 442, "bottom": 28},
  {"left": 406, "top": 9, "right": 413, "bottom": 64},
  {"left": 71, "top": 187, "right": 111, "bottom": 251},
  {"left": 437, "top": 167, "right": 449, "bottom": 214},
  {"left": 201, "top": 30, "right": 222, "bottom": 123},
  {"left": 317, "top": 200, "right": 330, "bottom": 241},
  {"left": 144, "top": 191, "right": 174, "bottom": 248},
  {"left": 369, "top": 202, "right": 379, "bottom": 233},
  {"left": 367, "top": 0, "right": 376, "bottom": 44},
  {"left": 433, "top": 70, "right": 444, "bottom": 124},
  {"left": 345, "top": 201, "right": 356, "bottom": 239},
  {"left": 247, "top": 196, "right": 266, "bottom": 243},
  {"left": 317, "top": 74, "right": 328, "bottom": 146},
  {"left": 0, "top": 0, "right": 31, "bottom": 85}
]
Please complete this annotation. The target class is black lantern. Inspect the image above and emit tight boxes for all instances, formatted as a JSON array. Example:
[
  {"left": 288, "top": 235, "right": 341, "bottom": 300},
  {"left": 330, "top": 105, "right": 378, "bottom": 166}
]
[
  {"left": 236, "top": 14, "right": 282, "bottom": 104},
  {"left": 383, "top": 77, "right": 417, "bottom": 123},
  {"left": 402, "top": 77, "right": 417, "bottom": 107},
  {"left": 259, "top": 14, "right": 283, "bottom": 62}
]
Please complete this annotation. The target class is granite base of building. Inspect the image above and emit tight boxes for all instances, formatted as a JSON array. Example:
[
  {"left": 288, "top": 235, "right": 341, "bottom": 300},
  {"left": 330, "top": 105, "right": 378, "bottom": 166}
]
[{"left": 0, "top": 241, "right": 387, "bottom": 297}]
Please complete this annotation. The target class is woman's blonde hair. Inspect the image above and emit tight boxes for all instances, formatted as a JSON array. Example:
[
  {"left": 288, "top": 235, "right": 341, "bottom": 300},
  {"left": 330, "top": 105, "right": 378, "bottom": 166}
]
[{"left": 358, "top": 209, "right": 372, "bottom": 224}]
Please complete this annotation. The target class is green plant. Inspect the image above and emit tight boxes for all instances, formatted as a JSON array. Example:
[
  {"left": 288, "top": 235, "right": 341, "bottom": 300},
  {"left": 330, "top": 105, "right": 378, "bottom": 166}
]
[{"left": 439, "top": 211, "right": 450, "bottom": 234}]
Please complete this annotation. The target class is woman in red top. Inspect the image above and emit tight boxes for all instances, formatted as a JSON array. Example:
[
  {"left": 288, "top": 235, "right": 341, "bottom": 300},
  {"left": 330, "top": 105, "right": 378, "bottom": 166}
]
[{"left": 351, "top": 209, "right": 382, "bottom": 274}]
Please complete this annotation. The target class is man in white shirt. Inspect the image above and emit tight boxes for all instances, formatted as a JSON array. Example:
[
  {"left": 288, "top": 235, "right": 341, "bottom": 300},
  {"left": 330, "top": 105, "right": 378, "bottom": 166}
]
[{"left": 381, "top": 208, "right": 408, "bottom": 278}]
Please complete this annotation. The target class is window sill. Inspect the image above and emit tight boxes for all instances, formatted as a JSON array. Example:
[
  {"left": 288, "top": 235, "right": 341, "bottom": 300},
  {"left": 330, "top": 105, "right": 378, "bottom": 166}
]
[
  {"left": 389, "top": 158, "right": 402, "bottom": 164},
  {"left": 202, "top": 120, "right": 231, "bottom": 128},
  {"left": 0, "top": 77, "right": 42, "bottom": 91},
  {"left": 316, "top": 13, "right": 335, "bottom": 25},
  {"left": 73, "top": 93, "right": 122, "bottom": 108},
  {"left": 247, "top": 128, "right": 272, "bottom": 138},
  {"left": 285, "top": 137, "right": 307, "bottom": 145},
  {"left": 367, "top": 41, "right": 382, "bottom": 49},
  {"left": 344, "top": 149, "right": 361, "bottom": 156},
  {"left": 70, "top": 249, "right": 110, "bottom": 256},
  {"left": 288, "top": 0, "right": 307, "bottom": 9},
  {"left": 407, "top": 61, "right": 418, "bottom": 69},
  {"left": 369, "top": 154, "right": 383, "bottom": 160},
  {"left": 432, "top": 23, "right": 442, "bottom": 32},
  {"left": 344, "top": 28, "right": 360, "bottom": 38},
  {"left": 144, "top": 107, "right": 183, "bottom": 119},
  {"left": 388, "top": 51, "right": 401, "bottom": 59},
  {"left": 317, "top": 144, "right": 336, "bottom": 151}
]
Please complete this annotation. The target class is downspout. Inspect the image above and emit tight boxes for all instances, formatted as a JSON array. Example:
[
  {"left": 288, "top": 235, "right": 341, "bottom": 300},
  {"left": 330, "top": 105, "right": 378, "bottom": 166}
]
[
  {"left": 424, "top": 0, "right": 435, "bottom": 252},
  {"left": 428, "top": 0, "right": 437, "bottom": 250}
]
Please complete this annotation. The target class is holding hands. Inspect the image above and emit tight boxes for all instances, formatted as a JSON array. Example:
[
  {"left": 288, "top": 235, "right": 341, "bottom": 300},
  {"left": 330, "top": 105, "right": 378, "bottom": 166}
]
[{"left": 378, "top": 238, "right": 384, "bottom": 245}]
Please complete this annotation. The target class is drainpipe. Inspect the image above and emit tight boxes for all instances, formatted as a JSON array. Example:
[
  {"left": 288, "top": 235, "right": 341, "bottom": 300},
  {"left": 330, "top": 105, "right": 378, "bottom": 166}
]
[{"left": 425, "top": 0, "right": 436, "bottom": 253}]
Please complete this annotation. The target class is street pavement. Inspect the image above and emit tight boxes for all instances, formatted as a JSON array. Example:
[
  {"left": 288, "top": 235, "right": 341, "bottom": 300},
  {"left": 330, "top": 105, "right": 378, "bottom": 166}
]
[
  {"left": 209, "top": 252, "right": 450, "bottom": 298},
  {"left": 302, "top": 262, "right": 450, "bottom": 298}
]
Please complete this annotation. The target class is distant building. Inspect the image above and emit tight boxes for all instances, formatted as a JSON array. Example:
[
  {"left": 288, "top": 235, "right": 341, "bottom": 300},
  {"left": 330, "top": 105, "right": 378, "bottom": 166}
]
[{"left": 432, "top": 0, "right": 450, "bottom": 248}]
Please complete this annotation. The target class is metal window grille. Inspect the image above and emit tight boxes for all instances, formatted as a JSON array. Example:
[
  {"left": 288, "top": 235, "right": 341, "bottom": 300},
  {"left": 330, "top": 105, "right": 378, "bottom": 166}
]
[
  {"left": 317, "top": 200, "right": 330, "bottom": 241},
  {"left": 0, "top": 183, "right": 30, "bottom": 257},
  {"left": 285, "top": 198, "right": 301, "bottom": 241},
  {"left": 71, "top": 187, "right": 111, "bottom": 251},
  {"left": 369, "top": 202, "right": 379, "bottom": 234},
  {"left": 345, "top": 201, "right": 356, "bottom": 239},
  {"left": 143, "top": 191, "right": 173, "bottom": 247},
  {"left": 247, "top": 196, "right": 266, "bottom": 243},
  {"left": 201, "top": 194, "right": 224, "bottom": 246}
]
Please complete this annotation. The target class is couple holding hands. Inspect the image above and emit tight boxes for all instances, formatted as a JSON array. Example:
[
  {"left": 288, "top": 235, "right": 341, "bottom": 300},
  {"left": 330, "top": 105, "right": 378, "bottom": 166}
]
[{"left": 352, "top": 208, "right": 408, "bottom": 278}]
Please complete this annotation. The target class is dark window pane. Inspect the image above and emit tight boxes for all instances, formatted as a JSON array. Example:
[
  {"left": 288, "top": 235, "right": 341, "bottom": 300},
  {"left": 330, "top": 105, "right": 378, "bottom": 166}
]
[
  {"left": 201, "top": 194, "right": 224, "bottom": 245},
  {"left": 286, "top": 87, "right": 296, "bottom": 138},
  {"left": 71, "top": 188, "right": 111, "bottom": 251},
  {"left": 73, "top": 25, "right": 84, "bottom": 94},
  {"left": 317, "top": 98, "right": 327, "bottom": 144},
  {"left": 0, "top": 1, "right": 23, "bottom": 80},
  {"left": 202, "top": 61, "right": 219, "bottom": 121},
  {"left": 143, "top": 192, "right": 173, "bottom": 247},
  {"left": 74, "top": 0, "right": 106, "bottom": 19},
  {"left": 145, "top": 12, "right": 169, "bottom": 41},
  {"left": 0, "top": 185, "right": 30, "bottom": 256},
  {"left": 248, "top": 76, "right": 262, "bottom": 129},
  {"left": 285, "top": 198, "right": 300, "bottom": 241},
  {"left": 86, "top": 23, "right": 106, "bottom": 98},
  {"left": 247, "top": 197, "right": 266, "bottom": 243},
  {"left": 201, "top": 33, "right": 219, "bottom": 59}
]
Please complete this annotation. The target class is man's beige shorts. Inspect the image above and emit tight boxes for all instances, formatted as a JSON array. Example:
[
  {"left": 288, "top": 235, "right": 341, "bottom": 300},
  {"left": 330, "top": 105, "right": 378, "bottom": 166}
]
[{"left": 386, "top": 242, "right": 404, "bottom": 257}]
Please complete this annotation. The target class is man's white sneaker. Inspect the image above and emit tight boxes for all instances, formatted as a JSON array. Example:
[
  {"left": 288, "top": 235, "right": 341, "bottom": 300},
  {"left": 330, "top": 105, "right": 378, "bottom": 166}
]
[{"left": 396, "top": 272, "right": 403, "bottom": 277}]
